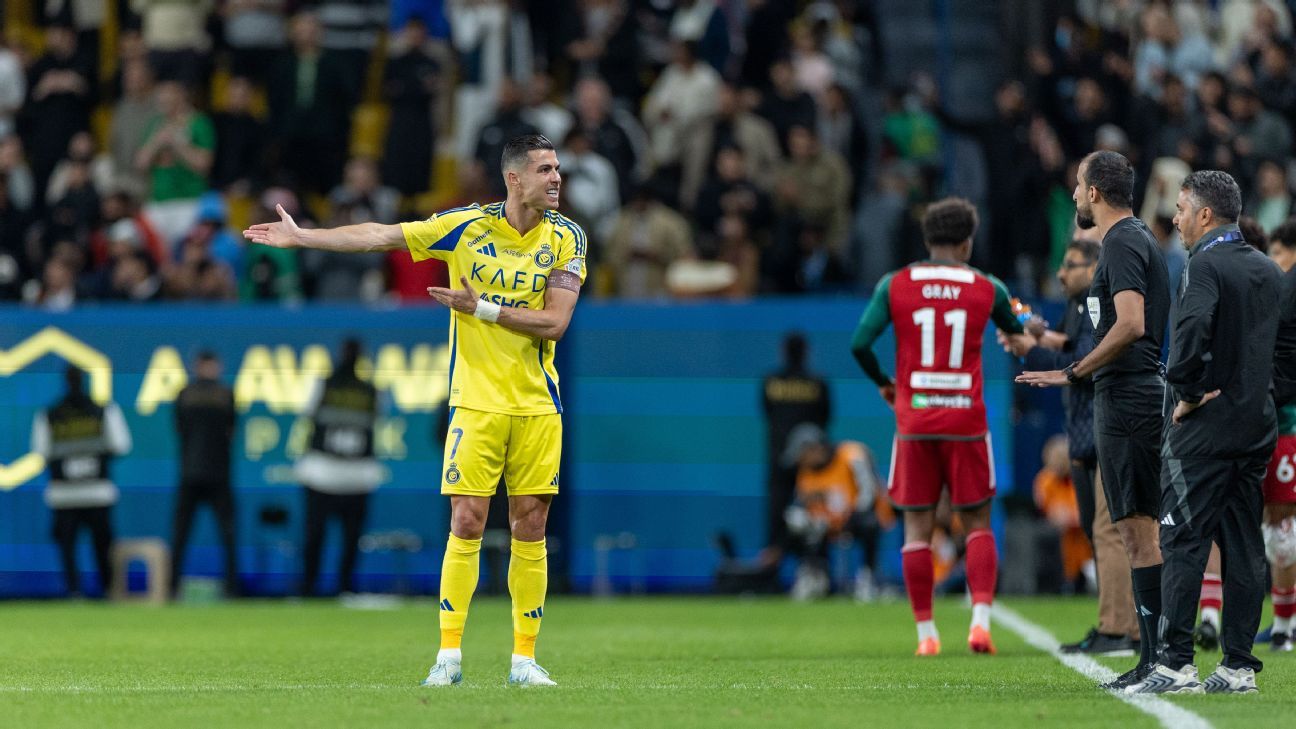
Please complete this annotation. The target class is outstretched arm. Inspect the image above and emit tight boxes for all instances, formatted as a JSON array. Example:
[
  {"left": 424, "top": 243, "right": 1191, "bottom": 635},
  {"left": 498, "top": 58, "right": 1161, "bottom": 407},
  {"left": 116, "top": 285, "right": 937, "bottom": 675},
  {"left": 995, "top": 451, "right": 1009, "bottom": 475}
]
[
  {"left": 242, "top": 204, "right": 406, "bottom": 253},
  {"left": 428, "top": 270, "right": 582, "bottom": 342}
]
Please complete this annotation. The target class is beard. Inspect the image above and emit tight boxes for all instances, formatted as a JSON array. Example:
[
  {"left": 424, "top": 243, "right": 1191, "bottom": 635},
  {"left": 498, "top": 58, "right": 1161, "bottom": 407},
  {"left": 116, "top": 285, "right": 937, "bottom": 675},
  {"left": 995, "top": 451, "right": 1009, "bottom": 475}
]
[{"left": 1075, "top": 206, "right": 1096, "bottom": 230}]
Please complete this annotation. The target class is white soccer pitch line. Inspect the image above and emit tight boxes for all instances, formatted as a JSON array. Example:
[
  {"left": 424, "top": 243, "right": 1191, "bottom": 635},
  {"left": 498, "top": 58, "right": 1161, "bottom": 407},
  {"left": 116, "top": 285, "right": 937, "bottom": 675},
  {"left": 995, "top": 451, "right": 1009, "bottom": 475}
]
[{"left": 996, "top": 604, "right": 1213, "bottom": 729}]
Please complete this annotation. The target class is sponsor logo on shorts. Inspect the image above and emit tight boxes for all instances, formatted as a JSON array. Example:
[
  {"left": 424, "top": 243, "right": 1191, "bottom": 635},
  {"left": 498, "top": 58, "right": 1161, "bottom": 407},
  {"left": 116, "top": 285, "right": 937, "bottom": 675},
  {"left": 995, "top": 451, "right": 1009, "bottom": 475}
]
[
  {"left": 911, "top": 393, "right": 974, "bottom": 409},
  {"left": 445, "top": 464, "right": 462, "bottom": 485}
]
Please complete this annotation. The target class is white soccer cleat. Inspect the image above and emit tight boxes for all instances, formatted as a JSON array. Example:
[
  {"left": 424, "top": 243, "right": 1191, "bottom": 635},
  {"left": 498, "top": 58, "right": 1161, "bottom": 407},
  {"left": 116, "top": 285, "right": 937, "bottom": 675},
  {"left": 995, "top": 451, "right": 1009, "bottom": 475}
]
[
  {"left": 1203, "top": 664, "right": 1259, "bottom": 694},
  {"left": 421, "top": 655, "right": 463, "bottom": 686},
  {"left": 508, "top": 657, "right": 557, "bottom": 687},
  {"left": 1124, "top": 663, "right": 1203, "bottom": 694}
]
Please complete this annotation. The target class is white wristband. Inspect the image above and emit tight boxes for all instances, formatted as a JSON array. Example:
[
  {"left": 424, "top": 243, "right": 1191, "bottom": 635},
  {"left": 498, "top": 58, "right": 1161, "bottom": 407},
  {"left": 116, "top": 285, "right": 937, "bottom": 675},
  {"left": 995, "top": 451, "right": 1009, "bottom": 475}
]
[{"left": 473, "top": 299, "right": 501, "bottom": 323}]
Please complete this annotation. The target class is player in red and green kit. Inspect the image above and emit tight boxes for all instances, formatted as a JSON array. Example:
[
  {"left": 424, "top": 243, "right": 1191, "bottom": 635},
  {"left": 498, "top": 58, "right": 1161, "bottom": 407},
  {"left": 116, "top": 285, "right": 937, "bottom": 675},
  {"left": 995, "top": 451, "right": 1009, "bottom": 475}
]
[
  {"left": 1264, "top": 221, "right": 1296, "bottom": 650},
  {"left": 850, "top": 198, "right": 1023, "bottom": 656}
]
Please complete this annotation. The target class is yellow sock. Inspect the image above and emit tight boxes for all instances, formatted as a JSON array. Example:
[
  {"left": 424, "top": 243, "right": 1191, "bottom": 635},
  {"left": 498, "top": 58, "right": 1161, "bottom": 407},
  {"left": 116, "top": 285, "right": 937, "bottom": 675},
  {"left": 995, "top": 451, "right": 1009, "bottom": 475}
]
[
  {"left": 509, "top": 538, "right": 547, "bottom": 658},
  {"left": 439, "top": 533, "right": 481, "bottom": 651}
]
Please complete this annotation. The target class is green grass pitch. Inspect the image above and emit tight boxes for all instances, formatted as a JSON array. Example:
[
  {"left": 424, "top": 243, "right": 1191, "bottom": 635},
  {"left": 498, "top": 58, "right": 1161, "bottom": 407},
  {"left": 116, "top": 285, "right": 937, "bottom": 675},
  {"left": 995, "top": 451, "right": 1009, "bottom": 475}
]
[{"left": 1, "top": 596, "right": 1291, "bottom": 728}]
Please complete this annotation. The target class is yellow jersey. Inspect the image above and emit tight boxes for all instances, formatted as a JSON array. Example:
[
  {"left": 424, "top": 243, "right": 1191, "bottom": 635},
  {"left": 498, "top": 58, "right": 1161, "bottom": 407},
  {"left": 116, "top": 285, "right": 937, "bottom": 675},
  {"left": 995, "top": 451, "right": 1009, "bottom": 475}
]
[{"left": 401, "top": 202, "right": 588, "bottom": 416}]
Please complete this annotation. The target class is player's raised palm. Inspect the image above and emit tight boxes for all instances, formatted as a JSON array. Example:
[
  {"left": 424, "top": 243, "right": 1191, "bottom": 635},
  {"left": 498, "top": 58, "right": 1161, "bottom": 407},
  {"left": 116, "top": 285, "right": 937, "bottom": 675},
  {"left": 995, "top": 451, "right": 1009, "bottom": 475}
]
[{"left": 242, "top": 204, "right": 301, "bottom": 248}]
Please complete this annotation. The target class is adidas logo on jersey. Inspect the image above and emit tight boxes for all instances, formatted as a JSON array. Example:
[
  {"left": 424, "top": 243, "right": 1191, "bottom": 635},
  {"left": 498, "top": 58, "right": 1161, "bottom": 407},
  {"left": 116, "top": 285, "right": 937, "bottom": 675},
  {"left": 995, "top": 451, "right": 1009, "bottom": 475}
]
[
  {"left": 1161, "top": 514, "right": 1176, "bottom": 527},
  {"left": 477, "top": 241, "right": 498, "bottom": 257}
]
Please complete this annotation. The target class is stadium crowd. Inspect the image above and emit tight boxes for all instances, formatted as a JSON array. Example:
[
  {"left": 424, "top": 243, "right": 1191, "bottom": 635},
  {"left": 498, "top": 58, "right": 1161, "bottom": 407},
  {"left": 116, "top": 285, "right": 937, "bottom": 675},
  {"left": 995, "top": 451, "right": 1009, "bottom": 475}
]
[
  {"left": 0, "top": 0, "right": 883, "bottom": 307},
  {"left": 7, "top": 2, "right": 1296, "bottom": 308}
]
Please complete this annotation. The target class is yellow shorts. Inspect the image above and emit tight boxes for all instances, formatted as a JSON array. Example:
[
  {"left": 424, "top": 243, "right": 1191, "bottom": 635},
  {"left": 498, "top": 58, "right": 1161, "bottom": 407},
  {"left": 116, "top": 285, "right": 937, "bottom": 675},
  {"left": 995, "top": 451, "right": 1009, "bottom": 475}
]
[{"left": 441, "top": 408, "right": 562, "bottom": 497}]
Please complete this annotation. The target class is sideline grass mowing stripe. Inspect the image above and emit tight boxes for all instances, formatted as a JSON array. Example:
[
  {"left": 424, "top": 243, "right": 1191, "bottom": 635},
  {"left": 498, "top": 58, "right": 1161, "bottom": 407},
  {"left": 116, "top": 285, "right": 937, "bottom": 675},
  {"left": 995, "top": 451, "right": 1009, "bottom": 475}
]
[{"left": 997, "top": 604, "right": 1212, "bottom": 729}]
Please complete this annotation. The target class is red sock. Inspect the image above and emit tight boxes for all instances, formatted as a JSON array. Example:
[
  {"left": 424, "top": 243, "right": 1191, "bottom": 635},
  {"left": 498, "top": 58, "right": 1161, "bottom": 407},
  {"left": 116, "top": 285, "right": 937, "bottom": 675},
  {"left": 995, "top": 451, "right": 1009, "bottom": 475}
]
[
  {"left": 965, "top": 529, "right": 998, "bottom": 605},
  {"left": 1274, "top": 587, "right": 1296, "bottom": 620},
  {"left": 901, "top": 542, "right": 934, "bottom": 622},
  {"left": 1200, "top": 573, "right": 1223, "bottom": 612}
]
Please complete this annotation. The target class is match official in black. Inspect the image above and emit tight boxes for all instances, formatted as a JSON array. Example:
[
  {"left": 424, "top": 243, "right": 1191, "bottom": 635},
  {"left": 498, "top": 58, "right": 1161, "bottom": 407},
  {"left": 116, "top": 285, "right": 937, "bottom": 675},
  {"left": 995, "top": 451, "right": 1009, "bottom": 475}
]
[
  {"left": 1129, "top": 171, "right": 1281, "bottom": 695},
  {"left": 171, "top": 350, "right": 239, "bottom": 598},
  {"left": 1018, "top": 151, "right": 1171, "bottom": 688}
]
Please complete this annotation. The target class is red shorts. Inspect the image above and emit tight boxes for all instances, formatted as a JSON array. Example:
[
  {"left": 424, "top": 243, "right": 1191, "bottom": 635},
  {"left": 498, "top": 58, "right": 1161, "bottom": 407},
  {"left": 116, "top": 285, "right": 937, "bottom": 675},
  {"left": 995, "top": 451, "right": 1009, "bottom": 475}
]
[
  {"left": 888, "top": 434, "right": 994, "bottom": 510},
  {"left": 1264, "top": 435, "right": 1296, "bottom": 504}
]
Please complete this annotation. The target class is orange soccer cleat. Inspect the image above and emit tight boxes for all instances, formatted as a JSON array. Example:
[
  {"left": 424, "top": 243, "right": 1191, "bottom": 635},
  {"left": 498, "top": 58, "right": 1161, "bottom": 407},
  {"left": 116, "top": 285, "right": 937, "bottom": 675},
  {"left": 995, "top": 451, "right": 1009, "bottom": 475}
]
[
  {"left": 915, "top": 637, "right": 942, "bottom": 656},
  {"left": 968, "top": 625, "right": 997, "bottom": 655}
]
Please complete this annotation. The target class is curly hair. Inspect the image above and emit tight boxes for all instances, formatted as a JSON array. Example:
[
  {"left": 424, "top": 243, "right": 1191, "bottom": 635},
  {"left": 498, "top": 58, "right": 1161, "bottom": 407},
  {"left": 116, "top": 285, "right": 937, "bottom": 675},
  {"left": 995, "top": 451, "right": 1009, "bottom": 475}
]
[{"left": 922, "top": 197, "right": 979, "bottom": 247}]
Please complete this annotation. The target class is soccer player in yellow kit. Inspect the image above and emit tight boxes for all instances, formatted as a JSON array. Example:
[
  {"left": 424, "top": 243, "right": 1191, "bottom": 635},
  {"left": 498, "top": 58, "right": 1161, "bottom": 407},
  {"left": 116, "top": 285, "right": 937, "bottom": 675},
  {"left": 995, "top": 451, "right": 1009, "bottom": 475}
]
[{"left": 243, "top": 135, "right": 585, "bottom": 687}]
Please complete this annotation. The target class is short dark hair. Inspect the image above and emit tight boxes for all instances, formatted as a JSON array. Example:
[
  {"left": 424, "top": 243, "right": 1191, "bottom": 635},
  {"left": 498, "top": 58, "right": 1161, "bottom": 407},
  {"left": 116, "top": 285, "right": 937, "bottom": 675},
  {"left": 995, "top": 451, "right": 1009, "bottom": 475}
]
[
  {"left": 1081, "top": 151, "right": 1135, "bottom": 209},
  {"left": 1238, "top": 216, "right": 1266, "bottom": 251},
  {"left": 922, "top": 198, "right": 978, "bottom": 246},
  {"left": 1181, "top": 169, "right": 1242, "bottom": 223},
  {"left": 1065, "top": 239, "right": 1101, "bottom": 263},
  {"left": 1271, "top": 217, "right": 1296, "bottom": 251},
  {"left": 195, "top": 349, "right": 219, "bottom": 364},
  {"left": 501, "top": 134, "right": 555, "bottom": 172}
]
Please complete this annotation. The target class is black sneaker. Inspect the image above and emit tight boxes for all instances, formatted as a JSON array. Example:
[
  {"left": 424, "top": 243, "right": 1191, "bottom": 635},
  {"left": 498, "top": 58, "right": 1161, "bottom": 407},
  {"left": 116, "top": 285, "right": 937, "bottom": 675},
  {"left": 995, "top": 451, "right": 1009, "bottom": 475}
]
[
  {"left": 1101, "top": 663, "right": 1151, "bottom": 691},
  {"left": 1194, "top": 620, "right": 1220, "bottom": 651},
  {"left": 1061, "top": 627, "right": 1137, "bottom": 657},
  {"left": 1273, "top": 632, "right": 1293, "bottom": 653}
]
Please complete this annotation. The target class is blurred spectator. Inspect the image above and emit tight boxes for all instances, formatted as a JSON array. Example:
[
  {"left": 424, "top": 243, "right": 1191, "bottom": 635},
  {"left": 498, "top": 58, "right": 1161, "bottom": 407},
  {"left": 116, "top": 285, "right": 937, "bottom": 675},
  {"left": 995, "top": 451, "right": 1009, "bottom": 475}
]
[
  {"left": 668, "top": 0, "right": 729, "bottom": 74},
  {"left": 171, "top": 350, "right": 239, "bottom": 598},
  {"left": 680, "top": 83, "right": 781, "bottom": 211},
  {"left": 316, "top": 0, "right": 389, "bottom": 97},
  {"left": 34, "top": 254, "right": 79, "bottom": 310},
  {"left": 220, "top": 0, "right": 289, "bottom": 84},
  {"left": 758, "top": 58, "right": 818, "bottom": 156},
  {"left": 166, "top": 192, "right": 241, "bottom": 300},
  {"left": 788, "top": 221, "right": 851, "bottom": 293},
  {"left": 1145, "top": 75, "right": 1204, "bottom": 162},
  {"left": 817, "top": 83, "right": 868, "bottom": 199},
  {"left": 474, "top": 79, "right": 540, "bottom": 199},
  {"left": 1254, "top": 38, "right": 1296, "bottom": 118},
  {"left": 0, "top": 37, "right": 25, "bottom": 138},
  {"left": 210, "top": 76, "right": 267, "bottom": 193},
  {"left": 1251, "top": 159, "right": 1292, "bottom": 233},
  {"left": 135, "top": 80, "right": 215, "bottom": 244},
  {"left": 46, "top": 131, "right": 111, "bottom": 204},
  {"left": 241, "top": 188, "right": 304, "bottom": 302},
  {"left": 21, "top": 21, "right": 94, "bottom": 199},
  {"left": 0, "top": 135, "right": 37, "bottom": 213},
  {"left": 329, "top": 157, "right": 400, "bottom": 225},
  {"left": 108, "top": 59, "right": 158, "bottom": 199},
  {"left": 302, "top": 162, "right": 391, "bottom": 302},
  {"left": 739, "top": 0, "right": 795, "bottom": 91},
  {"left": 1034, "top": 435, "right": 1092, "bottom": 594},
  {"left": 1220, "top": 85, "right": 1291, "bottom": 193},
  {"left": 642, "top": 40, "right": 721, "bottom": 172},
  {"left": 44, "top": 152, "right": 100, "bottom": 248},
  {"left": 132, "top": 0, "right": 212, "bottom": 85},
  {"left": 604, "top": 184, "right": 694, "bottom": 298},
  {"left": 694, "top": 146, "right": 772, "bottom": 240},
  {"left": 521, "top": 71, "right": 574, "bottom": 146},
  {"left": 781, "top": 423, "right": 892, "bottom": 601},
  {"left": 89, "top": 191, "right": 167, "bottom": 269},
  {"left": 804, "top": 1, "right": 873, "bottom": 94},
  {"left": 109, "top": 249, "right": 163, "bottom": 301},
  {"left": 296, "top": 338, "right": 386, "bottom": 596},
  {"left": 774, "top": 126, "right": 851, "bottom": 258},
  {"left": 31, "top": 366, "right": 131, "bottom": 598},
  {"left": 556, "top": 128, "right": 619, "bottom": 246},
  {"left": 571, "top": 76, "right": 647, "bottom": 200},
  {"left": 788, "top": 20, "right": 833, "bottom": 100},
  {"left": 1132, "top": 4, "right": 1214, "bottom": 99},
  {"left": 710, "top": 214, "right": 760, "bottom": 298},
  {"left": 1058, "top": 77, "right": 1111, "bottom": 159},
  {"left": 267, "top": 10, "right": 357, "bottom": 194},
  {"left": 381, "top": 17, "right": 441, "bottom": 196},
  {"left": 564, "top": 0, "right": 641, "bottom": 103}
]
